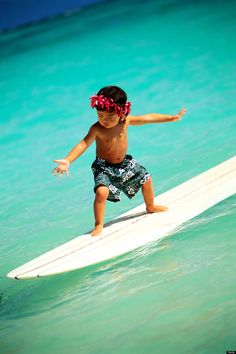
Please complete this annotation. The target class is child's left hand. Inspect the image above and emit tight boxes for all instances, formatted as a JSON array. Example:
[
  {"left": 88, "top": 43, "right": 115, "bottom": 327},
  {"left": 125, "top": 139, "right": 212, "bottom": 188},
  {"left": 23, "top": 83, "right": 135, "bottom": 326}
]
[{"left": 171, "top": 107, "right": 187, "bottom": 122}]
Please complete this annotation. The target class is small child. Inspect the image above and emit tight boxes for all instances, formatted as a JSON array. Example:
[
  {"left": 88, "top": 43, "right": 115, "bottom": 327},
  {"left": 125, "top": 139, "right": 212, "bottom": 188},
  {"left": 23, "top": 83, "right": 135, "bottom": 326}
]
[{"left": 52, "top": 86, "right": 186, "bottom": 236}]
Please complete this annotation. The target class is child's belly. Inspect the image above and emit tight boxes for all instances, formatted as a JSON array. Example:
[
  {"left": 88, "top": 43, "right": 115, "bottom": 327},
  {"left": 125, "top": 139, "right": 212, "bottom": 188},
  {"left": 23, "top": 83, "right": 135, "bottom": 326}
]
[{"left": 96, "top": 139, "right": 128, "bottom": 163}]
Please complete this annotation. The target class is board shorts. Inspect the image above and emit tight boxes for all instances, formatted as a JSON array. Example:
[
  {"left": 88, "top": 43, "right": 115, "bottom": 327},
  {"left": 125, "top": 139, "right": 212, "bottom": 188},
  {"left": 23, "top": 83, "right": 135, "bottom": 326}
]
[{"left": 91, "top": 154, "right": 151, "bottom": 202}]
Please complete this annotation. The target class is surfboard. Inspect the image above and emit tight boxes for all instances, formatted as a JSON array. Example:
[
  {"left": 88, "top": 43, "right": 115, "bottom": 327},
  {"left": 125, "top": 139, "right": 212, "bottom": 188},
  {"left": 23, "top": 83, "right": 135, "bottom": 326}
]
[{"left": 7, "top": 156, "right": 236, "bottom": 280}]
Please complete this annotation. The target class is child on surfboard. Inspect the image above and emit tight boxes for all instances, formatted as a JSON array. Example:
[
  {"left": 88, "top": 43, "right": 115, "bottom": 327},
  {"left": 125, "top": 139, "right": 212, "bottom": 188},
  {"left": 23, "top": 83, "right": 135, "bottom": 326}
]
[{"left": 52, "top": 86, "right": 186, "bottom": 236}]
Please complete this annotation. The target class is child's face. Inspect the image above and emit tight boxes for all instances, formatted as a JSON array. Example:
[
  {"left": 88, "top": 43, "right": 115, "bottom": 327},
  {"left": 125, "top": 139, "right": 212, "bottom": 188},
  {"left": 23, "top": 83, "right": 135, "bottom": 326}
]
[{"left": 97, "top": 110, "right": 123, "bottom": 128}]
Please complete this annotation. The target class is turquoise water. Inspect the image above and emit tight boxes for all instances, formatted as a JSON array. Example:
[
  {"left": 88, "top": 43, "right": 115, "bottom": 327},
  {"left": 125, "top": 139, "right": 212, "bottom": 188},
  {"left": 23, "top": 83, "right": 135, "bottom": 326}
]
[{"left": 1, "top": 0, "right": 236, "bottom": 353}]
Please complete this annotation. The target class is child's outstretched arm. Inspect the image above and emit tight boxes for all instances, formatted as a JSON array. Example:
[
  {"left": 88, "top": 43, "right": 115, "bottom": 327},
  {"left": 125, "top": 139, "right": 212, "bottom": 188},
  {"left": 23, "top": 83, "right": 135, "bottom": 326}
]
[
  {"left": 129, "top": 107, "right": 186, "bottom": 125},
  {"left": 52, "top": 125, "right": 96, "bottom": 177}
]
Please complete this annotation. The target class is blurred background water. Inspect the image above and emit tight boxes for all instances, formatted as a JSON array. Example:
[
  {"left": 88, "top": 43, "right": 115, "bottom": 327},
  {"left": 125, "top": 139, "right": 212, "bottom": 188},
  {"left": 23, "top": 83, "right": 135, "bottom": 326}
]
[{"left": 0, "top": 0, "right": 236, "bottom": 353}]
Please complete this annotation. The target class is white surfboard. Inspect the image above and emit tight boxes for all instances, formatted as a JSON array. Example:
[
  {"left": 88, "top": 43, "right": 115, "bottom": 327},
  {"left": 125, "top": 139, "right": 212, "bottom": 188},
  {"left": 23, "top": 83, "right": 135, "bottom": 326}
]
[{"left": 7, "top": 156, "right": 236, "bottom": 280}]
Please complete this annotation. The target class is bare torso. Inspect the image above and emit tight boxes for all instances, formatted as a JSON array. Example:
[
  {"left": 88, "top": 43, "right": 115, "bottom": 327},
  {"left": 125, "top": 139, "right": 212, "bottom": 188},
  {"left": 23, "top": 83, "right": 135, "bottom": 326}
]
[{"left": 94, "top": 120, "right": 129, "bottom": 163}]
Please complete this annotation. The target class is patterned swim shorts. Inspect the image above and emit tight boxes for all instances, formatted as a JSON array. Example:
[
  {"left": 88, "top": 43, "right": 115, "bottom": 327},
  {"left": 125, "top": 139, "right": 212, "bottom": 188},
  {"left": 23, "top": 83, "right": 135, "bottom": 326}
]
[{"left": 91, "top": 154, "right": 151, "bottom": 202}]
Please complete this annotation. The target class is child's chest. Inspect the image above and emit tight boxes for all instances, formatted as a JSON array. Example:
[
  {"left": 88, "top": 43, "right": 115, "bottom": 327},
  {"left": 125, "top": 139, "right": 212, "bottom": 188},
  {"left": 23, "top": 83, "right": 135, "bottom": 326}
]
[{"left": 97, "top": 126, "right": 128, "bottom": 147}]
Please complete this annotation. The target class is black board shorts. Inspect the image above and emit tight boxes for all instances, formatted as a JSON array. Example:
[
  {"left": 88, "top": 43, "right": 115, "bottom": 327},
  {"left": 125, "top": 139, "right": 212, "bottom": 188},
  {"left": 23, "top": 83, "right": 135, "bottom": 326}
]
[{"left": 91, "top": 154, "right": 151, "bottom": 202}]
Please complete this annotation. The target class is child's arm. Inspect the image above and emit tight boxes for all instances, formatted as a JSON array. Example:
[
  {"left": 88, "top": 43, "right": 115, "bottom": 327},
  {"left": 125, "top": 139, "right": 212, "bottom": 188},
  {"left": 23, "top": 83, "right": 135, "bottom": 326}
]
[
  {"left": 52, "top": 125, "right": 96, "bottom": 177},
  {"left": 129, "top": 107, "right": 186, "bottom": 125}
]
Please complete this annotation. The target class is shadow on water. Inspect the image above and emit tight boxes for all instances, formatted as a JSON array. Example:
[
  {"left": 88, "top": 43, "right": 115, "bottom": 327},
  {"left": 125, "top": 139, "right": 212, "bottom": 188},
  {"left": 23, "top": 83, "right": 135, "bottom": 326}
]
[
  {"left": 0, "top": 264, "right": 100, "bottom": 320},
  {"left": 0, "top": 233, "right": 164, "bottom": 324},
  {"left": 0, "top": 248, "right": 141, "bottom": 321}
]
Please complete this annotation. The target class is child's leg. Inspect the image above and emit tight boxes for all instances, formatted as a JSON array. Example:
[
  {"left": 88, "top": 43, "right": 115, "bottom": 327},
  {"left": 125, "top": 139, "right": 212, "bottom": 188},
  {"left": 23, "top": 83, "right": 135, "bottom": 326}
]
[
  {"left": 91, "top": 185, "right": 109, "bottom": 236},
  {"left": 142, "top": 177, "right": 168, "bottom": 213}
]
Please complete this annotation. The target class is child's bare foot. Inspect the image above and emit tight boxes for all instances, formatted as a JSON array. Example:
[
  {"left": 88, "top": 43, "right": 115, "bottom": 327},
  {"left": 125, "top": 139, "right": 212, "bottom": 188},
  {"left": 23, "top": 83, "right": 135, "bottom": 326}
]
[
  {"left": 146, "top": 205, "right": 168, "bottom": 213},
  {"left": 91, "top": 224, "right": 103, "bottom": 236}
]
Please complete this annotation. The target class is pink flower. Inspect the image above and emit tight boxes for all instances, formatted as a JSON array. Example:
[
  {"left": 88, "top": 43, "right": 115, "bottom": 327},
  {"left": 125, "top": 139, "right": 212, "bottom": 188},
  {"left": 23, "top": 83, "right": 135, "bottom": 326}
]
[{"left": 90, "top": 94, "right": 131, "bottom": 117}]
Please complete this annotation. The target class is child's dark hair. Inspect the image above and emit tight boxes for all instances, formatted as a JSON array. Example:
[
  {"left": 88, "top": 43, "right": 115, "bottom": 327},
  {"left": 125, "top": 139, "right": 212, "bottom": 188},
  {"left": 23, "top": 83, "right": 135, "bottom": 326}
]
[{"left": 97, "top": 86, "right": 127, "bottom": 112}]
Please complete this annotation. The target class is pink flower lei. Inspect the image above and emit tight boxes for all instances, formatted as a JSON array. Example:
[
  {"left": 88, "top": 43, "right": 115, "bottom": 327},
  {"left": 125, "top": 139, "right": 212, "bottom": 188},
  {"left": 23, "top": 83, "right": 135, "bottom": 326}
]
[{"left": 90, "top": 94, "right": 131, "bottom": 117}]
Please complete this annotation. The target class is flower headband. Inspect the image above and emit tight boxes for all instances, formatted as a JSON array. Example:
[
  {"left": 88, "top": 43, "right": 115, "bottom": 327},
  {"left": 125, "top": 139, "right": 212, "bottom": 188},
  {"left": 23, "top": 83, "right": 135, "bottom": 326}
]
[{"left": 90, "top": 94, "right": 131, "bottom": 117}]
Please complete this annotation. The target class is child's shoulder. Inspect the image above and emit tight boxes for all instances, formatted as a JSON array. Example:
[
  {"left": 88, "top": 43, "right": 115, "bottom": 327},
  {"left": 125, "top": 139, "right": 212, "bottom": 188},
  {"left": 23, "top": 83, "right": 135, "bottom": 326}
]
[
  {"left": 88, "top": 122, "right": 103, "bottom": 137},
  {"left": 89, "top": 122, "right": 100, "bottom": 131}
]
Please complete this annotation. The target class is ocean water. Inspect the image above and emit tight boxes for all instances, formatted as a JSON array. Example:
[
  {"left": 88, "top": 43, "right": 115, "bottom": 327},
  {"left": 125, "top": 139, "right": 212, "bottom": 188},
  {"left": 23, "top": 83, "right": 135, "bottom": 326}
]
[{"left": 0, "top": 0, "right": 236, "bottom": 353}]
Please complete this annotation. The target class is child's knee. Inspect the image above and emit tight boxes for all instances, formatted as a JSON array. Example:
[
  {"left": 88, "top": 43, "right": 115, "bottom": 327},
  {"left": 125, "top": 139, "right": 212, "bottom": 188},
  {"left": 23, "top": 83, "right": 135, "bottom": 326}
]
[{"left": 95, "top": 185, "right": 109, "bottom": 202}]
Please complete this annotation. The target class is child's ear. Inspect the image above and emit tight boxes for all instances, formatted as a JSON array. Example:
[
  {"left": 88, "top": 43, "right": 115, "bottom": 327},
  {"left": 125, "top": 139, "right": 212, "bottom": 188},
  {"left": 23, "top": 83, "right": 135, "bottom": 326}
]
[{"left": 120, "top": 115, "right": 126, "bottom": 123}]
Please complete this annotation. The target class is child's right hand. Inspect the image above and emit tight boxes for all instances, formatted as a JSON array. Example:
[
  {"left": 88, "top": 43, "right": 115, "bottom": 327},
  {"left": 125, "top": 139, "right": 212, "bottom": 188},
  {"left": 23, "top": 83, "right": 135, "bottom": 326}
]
[{"left": 52, "top": 159, "right": 70, "bottom": 177}]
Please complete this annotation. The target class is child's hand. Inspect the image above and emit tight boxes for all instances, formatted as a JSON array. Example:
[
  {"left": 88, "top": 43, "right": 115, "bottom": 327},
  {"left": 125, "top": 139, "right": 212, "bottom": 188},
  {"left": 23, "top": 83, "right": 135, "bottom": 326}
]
[
  {"left": 171, "top": 107, "right": 187, "bottom": 122},
  {"left": 52, "top": 159, "right": 70, "bottom": 177}
]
